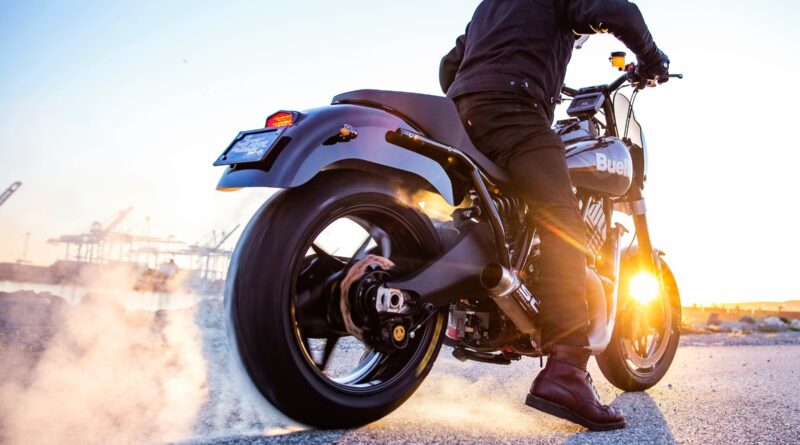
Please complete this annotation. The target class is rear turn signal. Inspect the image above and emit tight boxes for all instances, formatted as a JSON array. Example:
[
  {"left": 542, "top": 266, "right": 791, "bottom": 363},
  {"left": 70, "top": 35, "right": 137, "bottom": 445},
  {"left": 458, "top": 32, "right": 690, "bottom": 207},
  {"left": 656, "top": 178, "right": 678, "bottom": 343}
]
[{"left": 266, "top": 111, "right": 295, "bottom": 128}]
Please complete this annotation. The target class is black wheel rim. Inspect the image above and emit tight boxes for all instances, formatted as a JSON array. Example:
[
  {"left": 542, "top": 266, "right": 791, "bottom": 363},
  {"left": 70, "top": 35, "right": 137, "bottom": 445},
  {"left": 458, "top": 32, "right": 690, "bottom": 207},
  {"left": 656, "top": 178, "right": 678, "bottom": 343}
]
[{"left": 288, "top": 202, "right": 439, "bottom": 394}]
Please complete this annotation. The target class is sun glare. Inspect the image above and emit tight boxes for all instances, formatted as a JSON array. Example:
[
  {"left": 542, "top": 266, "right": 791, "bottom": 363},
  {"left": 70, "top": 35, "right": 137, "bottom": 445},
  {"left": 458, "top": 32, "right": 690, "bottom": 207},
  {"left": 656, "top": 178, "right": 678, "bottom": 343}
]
[{"left": 629, "top": 272, "right": 660, "bottom": 305}]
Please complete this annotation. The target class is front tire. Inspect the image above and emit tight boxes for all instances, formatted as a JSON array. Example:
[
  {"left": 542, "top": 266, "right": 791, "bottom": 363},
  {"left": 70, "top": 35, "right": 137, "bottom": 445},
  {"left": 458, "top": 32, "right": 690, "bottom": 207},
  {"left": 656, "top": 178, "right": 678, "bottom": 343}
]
[
  {"left": 225, "top": 171, "right": 446, "bottom": 428},
  {"left": 596, "top": 256, "right": 681, "bottom": 391}
]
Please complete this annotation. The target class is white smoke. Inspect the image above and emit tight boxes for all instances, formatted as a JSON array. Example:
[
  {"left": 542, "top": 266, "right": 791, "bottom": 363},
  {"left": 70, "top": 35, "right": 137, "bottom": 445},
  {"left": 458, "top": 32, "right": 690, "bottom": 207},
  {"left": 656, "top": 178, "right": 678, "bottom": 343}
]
[{"left": 0, "top": 293, "right": 207, "bottom": 445}]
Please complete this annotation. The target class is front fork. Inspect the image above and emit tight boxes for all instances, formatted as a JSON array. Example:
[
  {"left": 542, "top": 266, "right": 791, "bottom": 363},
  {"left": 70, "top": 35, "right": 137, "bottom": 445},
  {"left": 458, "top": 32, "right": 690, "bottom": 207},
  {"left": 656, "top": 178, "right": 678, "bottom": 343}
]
[
  {"left": 627, "top": 185, "right": 658, "bottom": 273},
  {"left": 626, "top": 185, "right": 667, "bottom": 336}
]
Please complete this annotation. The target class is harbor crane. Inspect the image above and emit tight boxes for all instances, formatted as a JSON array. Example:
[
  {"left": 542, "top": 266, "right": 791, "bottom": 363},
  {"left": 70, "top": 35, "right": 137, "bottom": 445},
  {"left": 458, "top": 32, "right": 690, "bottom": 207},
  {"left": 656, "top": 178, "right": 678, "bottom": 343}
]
[
  {"left": 48, "top": 207, "right": 134, "bottom": 262},
  {"left": 184, "top": 224, "right": 240, "bottom": 280},
  {"left": 0, "top": 181, "right": 22, "bottom": 208}
]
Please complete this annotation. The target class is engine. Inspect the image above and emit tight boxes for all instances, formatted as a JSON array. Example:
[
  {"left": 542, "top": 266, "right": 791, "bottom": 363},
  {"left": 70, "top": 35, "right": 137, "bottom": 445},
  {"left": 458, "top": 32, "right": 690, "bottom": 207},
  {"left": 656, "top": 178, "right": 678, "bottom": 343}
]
[
  {"left": 445, "top": 298, "right": 543, "bottom": 361},
  {"left": 446, "top": 300, "right": 511, "bottom": 350},
  {"left": 582, "top": 197, "right": 607, "bottom": 259}
]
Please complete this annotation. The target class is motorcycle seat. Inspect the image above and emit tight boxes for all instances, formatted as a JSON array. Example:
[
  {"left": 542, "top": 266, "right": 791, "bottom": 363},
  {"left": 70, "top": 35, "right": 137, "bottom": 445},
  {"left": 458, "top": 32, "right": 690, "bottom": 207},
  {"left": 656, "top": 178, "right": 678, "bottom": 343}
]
[{"left": 332, "top": 90, "right": 512, "bottom": 187}]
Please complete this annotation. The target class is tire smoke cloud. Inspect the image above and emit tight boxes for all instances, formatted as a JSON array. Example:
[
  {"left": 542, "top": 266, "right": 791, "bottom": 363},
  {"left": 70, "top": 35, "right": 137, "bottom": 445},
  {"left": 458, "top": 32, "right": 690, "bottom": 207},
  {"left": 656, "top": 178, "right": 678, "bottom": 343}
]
[{"left": 0, "top": 287, "right": 206, "bottom": 444}]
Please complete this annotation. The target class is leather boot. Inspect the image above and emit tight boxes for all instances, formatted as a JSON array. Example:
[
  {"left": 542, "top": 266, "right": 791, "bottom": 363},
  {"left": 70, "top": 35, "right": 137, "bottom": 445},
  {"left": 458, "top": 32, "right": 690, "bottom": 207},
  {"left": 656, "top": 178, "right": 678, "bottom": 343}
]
[{"left": 525, "top": 345, "right": 626, "bottom": 431}]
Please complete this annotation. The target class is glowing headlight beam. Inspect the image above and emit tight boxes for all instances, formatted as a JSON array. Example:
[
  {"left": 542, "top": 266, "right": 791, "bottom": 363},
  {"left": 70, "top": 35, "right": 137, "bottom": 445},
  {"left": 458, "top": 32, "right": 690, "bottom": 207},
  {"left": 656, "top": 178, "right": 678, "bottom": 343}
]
[{"left": 629, "top": 272, "right": 660, "bottom": 305}]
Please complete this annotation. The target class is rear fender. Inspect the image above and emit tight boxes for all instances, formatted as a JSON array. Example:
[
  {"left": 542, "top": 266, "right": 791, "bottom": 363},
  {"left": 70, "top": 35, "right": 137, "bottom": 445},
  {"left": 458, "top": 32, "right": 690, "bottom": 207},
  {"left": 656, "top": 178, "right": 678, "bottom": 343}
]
[{"left": 216, "top": 104, "right": 463, "bottom": 205}]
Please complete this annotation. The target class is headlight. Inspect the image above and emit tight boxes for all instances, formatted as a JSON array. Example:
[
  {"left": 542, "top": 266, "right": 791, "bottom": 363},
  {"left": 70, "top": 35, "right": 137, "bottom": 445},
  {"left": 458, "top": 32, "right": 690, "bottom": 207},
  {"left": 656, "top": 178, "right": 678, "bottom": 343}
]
[{"left": 629, "top": 272, "right": 659, "bottom": 305}]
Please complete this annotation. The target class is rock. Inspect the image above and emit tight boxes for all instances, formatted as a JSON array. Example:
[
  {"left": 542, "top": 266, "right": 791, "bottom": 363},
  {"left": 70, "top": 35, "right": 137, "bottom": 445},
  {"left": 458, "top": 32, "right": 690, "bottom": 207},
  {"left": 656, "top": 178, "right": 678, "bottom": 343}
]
[
  {"left": 730, "top": 322, "right": 754, "bottom": 335},
  {"left": 707, "top": 313, "right": 721, "bottom": 326},
  {"left": 0, "top": 291, "right": 67, "bottom": 379},
  {"left": 0, "top": 291, "right": 65, "bottom": 347},
  {"left": 757, "top": 316, "right": 789, "bottom": 333},
  {"left": 739, "top": 315, "right": 756, "bottom": 324},
  {"left": 717, "top": 322, "right": 738, "bottom": 333},
  {"left": 683, "top": 322, "right": 708, "bottom": 334},
  {"left": 790, "top": 319, "right": 800, "bottom": 332}
]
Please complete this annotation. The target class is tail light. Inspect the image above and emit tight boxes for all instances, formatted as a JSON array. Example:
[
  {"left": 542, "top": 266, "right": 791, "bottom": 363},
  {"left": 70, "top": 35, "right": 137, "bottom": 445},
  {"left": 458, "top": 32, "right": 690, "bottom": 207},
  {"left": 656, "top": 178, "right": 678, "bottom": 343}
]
[{"left": 266, "top": 111, "right": 297, "bottom": 128}]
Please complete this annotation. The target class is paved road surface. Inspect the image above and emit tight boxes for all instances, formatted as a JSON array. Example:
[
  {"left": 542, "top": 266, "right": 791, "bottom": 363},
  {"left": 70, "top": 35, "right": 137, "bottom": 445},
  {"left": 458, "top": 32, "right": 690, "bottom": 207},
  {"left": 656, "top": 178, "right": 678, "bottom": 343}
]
[{"left": 191, "top": 343, "right": 800, "bottom": 445}]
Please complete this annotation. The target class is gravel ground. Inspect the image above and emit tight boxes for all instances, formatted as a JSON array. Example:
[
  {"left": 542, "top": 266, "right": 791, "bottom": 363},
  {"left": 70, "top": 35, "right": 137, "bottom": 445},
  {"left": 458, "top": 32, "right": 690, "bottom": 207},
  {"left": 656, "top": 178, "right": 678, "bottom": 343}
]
[
  {"left": 679, "top": 331, "right": 800, "bottom": 347},
  {"left": 187, "top": 343, "right": 800, "bottom": 445},
  {"left": 3, "top": 292, "right": 799, "bottom": 444},
  {"left": 183, "top": 299, "right": 800, "bottom": 445}
]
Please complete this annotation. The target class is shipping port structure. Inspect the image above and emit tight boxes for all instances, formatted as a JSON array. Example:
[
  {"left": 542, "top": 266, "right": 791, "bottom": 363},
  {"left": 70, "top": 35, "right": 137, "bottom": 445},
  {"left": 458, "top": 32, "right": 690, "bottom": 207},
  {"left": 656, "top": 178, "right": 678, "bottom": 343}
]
[{"left": 0, "top": 207, "right": 238, "bottom": 295}]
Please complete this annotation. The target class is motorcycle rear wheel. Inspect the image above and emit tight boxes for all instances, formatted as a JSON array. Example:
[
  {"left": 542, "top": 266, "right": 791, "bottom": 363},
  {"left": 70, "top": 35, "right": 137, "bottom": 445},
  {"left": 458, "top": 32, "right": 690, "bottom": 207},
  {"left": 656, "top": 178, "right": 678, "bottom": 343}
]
[
  {"left": 596, "top": 257, "right": 681, "bottom": 391},
  {"left": 225, "top": 171, "right": 446, "bottom": 428}
]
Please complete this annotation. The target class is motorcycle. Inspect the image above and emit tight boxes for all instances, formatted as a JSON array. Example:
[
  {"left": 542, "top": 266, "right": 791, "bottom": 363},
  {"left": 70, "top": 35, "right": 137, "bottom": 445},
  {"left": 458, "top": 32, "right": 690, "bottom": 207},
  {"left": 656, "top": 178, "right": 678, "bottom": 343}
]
[{"left": 213, "top": 53, "right": 683, "bottom": 428}]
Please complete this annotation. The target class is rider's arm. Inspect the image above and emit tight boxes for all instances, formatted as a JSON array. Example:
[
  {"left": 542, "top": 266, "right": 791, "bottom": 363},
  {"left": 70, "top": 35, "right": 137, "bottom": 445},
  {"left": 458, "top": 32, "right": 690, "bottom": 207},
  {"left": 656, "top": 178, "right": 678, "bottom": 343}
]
[
  {"left": 439, "top": 24, "right": 469, "bottom": 94},
  {"left": 558, "top": 0, "right": 659, "bottom": 62}
]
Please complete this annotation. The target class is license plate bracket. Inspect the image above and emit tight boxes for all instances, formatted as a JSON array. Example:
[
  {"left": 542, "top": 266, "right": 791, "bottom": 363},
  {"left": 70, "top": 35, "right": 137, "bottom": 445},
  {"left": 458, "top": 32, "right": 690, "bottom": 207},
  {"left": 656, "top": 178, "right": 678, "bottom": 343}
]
[{"left": 214, "top": 128, "right": 286, "bottom": 166}]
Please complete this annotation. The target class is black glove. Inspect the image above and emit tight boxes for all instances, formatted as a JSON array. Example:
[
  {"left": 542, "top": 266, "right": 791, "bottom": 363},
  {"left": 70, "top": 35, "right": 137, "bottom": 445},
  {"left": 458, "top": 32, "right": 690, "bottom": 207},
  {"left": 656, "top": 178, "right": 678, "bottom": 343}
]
[{"left": 636, "top": 48, "right": 670, "bottom": 88}]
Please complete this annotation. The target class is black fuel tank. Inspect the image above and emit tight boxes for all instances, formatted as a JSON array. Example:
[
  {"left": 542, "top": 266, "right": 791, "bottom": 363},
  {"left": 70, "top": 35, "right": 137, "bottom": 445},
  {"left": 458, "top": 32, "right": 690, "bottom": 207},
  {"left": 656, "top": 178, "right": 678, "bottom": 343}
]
[{"left": 566, "top": 137, "right": 633, "bottom": 196}]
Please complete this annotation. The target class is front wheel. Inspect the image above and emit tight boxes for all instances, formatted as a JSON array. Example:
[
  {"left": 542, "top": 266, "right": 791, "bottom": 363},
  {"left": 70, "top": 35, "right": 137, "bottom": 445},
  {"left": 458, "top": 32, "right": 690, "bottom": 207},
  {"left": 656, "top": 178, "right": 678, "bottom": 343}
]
[
  {"left": 596, "top": 255, "right": 681, "bottom": 391},
  {"left": 225, "top": 171, "right": 446, "bottom": 428}
]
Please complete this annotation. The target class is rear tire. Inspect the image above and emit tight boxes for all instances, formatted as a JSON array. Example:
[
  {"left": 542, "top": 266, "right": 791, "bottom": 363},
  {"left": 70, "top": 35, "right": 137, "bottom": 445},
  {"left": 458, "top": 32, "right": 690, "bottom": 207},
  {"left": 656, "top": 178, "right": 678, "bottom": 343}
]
[
  {"left": 596, "top": 256, "right": 681, "bottom": 391},
  {"left": 225, "top": 171, "right": 446, "bottom": 428}
]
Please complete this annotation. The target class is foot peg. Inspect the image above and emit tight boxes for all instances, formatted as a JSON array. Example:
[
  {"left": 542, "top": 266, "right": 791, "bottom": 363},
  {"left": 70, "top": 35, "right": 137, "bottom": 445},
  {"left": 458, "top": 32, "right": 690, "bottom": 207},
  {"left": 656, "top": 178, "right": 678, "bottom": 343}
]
[
  {"left": 481, "top": 263, "right": 540, "bottom": 335},
  {"left": 452, "top": 347, "right": 519, "bottom": 365}
]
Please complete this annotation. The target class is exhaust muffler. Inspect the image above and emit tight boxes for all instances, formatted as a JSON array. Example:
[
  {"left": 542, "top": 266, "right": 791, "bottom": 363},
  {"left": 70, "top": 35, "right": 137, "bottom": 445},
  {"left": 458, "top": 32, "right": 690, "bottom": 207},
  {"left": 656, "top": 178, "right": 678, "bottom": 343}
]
[{"left": 480, "top": 263, "right": 540, "bottom": 334}]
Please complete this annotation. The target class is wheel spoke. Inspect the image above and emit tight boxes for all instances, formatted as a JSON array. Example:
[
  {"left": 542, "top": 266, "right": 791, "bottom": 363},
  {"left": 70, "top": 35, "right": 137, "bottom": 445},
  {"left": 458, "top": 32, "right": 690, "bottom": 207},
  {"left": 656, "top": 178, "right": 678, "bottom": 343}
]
[
  {"left": 310, "top": 243, "right": 346, "bottom": 270},
  {"left": 636, "top": 335, "right": 646, "bottom": 357},
  {"left": 295, "top": 284, "right": 325, "bottom": 316},
  {"left": 320, "top": 336, "right": 340, "bottom": 370},
  {"left": 347, "top": 235, "right": 373, "bottom": 267},
  {"left": 369, "top": 227, "right": 391, "bottom": 257},
  {"left": 299, "top": 243, "right": 350, "bottom": 293},
  {"left": 299, "top": 248, "right": 345, "bottom": 292},
  {"left": 295, "top": 245, "right": 348, "bottom": 337},
  {"left": 626, "top": 309, "right": 641, "bottom": 340}
]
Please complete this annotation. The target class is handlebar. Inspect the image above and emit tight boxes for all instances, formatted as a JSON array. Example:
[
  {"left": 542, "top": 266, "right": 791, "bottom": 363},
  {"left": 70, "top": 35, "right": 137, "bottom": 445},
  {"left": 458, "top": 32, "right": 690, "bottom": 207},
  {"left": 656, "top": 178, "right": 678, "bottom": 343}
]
[
  {"left": 562, "top": 85, "right": 580, "bottom": 97},
  {"left": 607, "top": 73, "right": 632, "bottom": 92},
  {"left": 562, "top": 70, "right": 683, "bottom": 98}
]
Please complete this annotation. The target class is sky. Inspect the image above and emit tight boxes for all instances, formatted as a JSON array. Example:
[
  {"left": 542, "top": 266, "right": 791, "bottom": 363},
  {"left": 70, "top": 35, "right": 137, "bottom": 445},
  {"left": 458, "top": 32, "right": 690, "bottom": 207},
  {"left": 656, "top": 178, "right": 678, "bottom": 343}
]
[{"left": 0, "top": 0, "right": 799, "bottom": 305}]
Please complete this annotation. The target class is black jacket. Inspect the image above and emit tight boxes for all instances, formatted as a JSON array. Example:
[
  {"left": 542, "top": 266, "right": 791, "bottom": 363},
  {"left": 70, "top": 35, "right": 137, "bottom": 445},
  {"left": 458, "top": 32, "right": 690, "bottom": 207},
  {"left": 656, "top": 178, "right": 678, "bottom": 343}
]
[{"left": 440, "top": 0, "right": 660, "bottom": 121}]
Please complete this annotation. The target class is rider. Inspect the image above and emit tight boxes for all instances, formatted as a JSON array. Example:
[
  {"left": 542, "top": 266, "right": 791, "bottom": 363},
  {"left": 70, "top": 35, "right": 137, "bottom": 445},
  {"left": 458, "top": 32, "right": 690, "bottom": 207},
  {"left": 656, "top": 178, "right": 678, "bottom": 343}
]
[{"left": 440, "top": 0, "right": 670, "bottom": 431}]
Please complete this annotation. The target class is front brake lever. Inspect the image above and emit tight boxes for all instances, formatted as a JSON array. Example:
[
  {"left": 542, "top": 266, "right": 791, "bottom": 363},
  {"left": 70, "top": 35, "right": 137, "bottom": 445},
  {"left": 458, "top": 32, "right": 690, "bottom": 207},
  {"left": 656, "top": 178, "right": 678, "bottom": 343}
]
[{"left": 657, "top": 73, "right": 684, "bottom": 84}]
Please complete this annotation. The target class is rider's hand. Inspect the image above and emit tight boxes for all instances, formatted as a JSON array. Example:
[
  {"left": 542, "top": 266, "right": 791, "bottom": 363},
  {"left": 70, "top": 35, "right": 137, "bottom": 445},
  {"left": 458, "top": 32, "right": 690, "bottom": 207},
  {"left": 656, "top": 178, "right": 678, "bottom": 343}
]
[{"left": 635, "top": 48, "right": 670, "bottom": 89}]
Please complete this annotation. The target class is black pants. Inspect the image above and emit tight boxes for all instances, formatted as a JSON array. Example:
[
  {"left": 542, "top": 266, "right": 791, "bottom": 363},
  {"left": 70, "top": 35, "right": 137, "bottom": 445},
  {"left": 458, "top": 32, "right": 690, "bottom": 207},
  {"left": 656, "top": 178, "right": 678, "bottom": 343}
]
[{"left": 455, "top": 92, "right": 589, "bottom": 348}]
